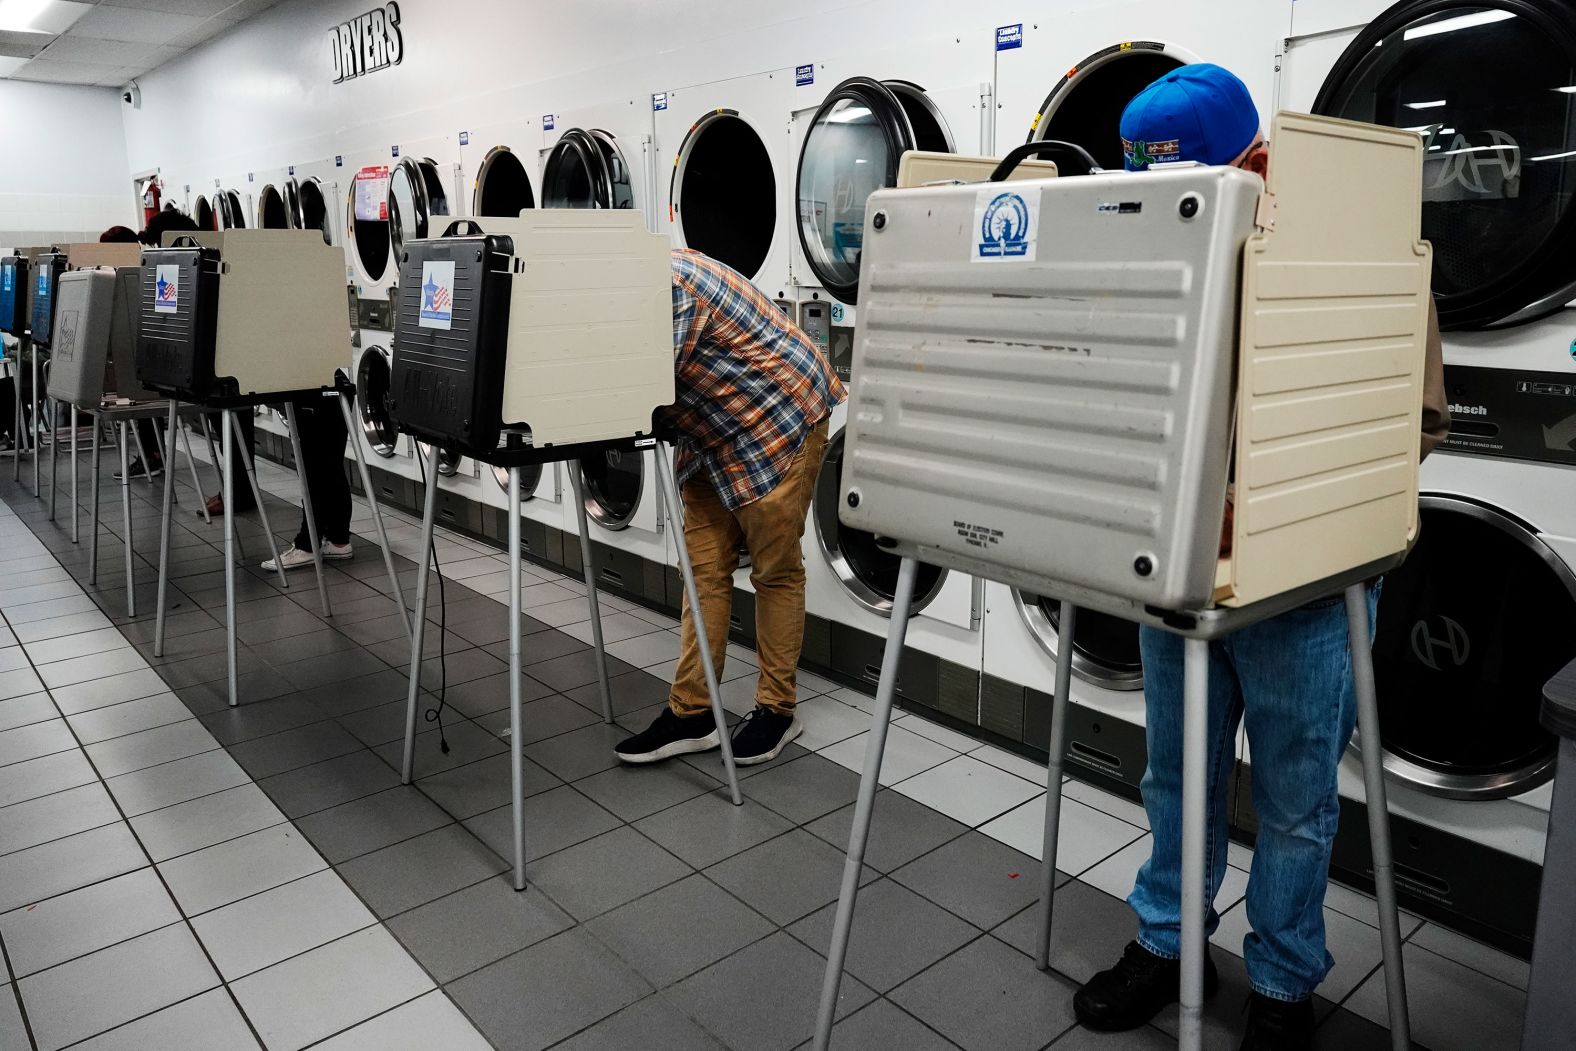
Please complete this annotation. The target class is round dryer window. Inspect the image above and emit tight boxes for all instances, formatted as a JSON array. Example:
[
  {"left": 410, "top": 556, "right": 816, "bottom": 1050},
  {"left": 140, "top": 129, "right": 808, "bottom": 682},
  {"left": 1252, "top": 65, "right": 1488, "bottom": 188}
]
[
  {"left": 258, "top": 184, "right": 289, "bottom": 229},
  {"left": 579, "top": 447, "right": 643, "bottom": 529},
  {"left": 356, "top": 346, "right": 399, "bottom": 457},
  {"left": 195, "top": 195, "right": 216, "bottom": 231},
  {"left": 491, "top": 430, "right": 543, "bottom": 498},
  {"left": 349, "top": 170, "right": 391, "bottom": 283},
  {"left": 1017, "top": 590, "right": 1143, "bottom": 690},
  {"left": 283, "top": 177, "right": 303, "bottom": 229},
  {"left": 813, "top": 429, "right": 947, "bottom": 615},
  {"left": 389, "top": 157, "right": 450, "bottom": 261},
  {"left": 1315, "top": 0, "right": 1576, "bottom": 329},
  {"left": 796, "top": 78, "right": 955, "bottom": 303},
  {"left": 544, "top": 129, "right": 634, "bottom": 209},
  {"left": 1369, "top": 495, "right": 1575, "bottom": 798},
  {"left": 415, "top": 442, "right": 462, "bottom": 478},
  {"left": 299, "top": 178, "right": 333, "bottom": 245},
  {"left": 1028, "top": 41, "right": 1195, "bottom": 171},
  {"left": 224, "top": 190, "right": 246, "bottom": 229},
  {"left": 473, "top": 146, "right": 536, "bottom": 217},
  {"left": 671, "top": 111, "right": 776, "bottom": 280}
]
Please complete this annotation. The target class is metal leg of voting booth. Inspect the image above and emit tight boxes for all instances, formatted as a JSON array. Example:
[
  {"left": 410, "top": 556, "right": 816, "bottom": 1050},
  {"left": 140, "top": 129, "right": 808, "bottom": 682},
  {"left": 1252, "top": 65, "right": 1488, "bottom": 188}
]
[
  {"left": 566, "top": 466, "right": 616, "bottom": 726},
  {"left": 284, "top": 402, "right": 332, "bottom": 619},
  {"left": 180, "top": 418, "right": 211, "bottom": 526},
  {"left": 1177, "top": 635, "right": 1210, "bottom": 1049},
  {"left": 339, "top": 393, "right": 411, "bottom": 641},
  {"left": 507, "top": 466, "right": 528, "bottom": 889},
  {"left": 230, "top": 410, "right": 287, "bottom": 592},
  {"left": 813, "top": 556, "right": 920, "bottom": 1050},
  {"left": 49, "top": 398, "right": 58, "bottom": 520},
  {"left": 31, "top": 352, "right": 39, "bottom": 497},
  {"left": 400, "top": 442, "right": 443, "bottom": 785},
  {"left": 88, "top": 416, "right": 99, "bottom": 583},
  {"left": 154, "top": 401, "right": 180, "bottom": 656},
  {"left": 117, "top": 422, "right": 135, "bottom": 613},
  {"left": 1034, "top": 601, "right": 1079, "bottom": 972},
  {"left": 70, "top": 406, "right": 78, "bottom": 542},
  {"left": 653, "top": 441, "right": 742, "bottom": 806}
]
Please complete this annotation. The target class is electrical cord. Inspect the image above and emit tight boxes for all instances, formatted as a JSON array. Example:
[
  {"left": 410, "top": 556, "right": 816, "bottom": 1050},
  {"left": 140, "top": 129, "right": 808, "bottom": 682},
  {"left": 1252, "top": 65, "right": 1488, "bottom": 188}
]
[{"left": 415, "top": 452, "right": 450, "bottom": 754}]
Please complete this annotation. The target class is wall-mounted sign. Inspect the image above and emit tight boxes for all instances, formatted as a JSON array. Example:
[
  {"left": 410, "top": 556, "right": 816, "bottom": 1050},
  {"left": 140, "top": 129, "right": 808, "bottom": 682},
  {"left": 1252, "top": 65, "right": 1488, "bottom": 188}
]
[
  {"left": 247, "top": 173, "right": 254, "bottom": 182},
  {"left": 459, "top": 131, "right": 469, "bottom": 146},
  {"left": 329, "top": 2, "right": 403, "bottom": 85},
  {"left": 652, "top": 92, "right": 668, "bottom": 112},
  {"left": 288, "top": 165, "right": 295, "bottom": 176},
  {"left": 795, "top": 64, "right": 814, "bottom": 86},
  {"left": 996, "top": 23, "right": 1023, "bottom": 51},
  {"left": 391, "top": 144, "right": 400, "bottom": 157},
  {"left": 335, "top": 155, "right": 344, "bottom": 167}
]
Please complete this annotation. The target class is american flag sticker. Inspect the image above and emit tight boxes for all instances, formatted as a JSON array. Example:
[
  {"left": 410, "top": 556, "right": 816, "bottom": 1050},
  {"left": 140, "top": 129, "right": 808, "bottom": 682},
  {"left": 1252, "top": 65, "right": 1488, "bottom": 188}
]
[
  {"left": 154, "top": 264, "right": 180, "bottom": 314},
  {"left": 418, "top": 260, "right": 455, "bottom": 330}
]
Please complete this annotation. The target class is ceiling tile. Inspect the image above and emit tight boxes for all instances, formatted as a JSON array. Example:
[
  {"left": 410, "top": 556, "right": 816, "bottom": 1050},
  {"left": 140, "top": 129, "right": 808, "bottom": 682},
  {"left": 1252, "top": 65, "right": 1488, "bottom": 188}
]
[
  {"left": 218, "top": 0, "right": 281, "bottom": 21},
  {"left": 0, "top": 56, "right": 29, "bottom": 77},
  {"left": 12, "top": 59, "right": 117, "bottom": 85},
  {"left": 68, "top": 5, "right": 207, "bottom": 44},
  {"left": 38, "top": 34, "right": 160, "bottom": 65},
  {"left": 101, "top": 0, "right": 242, "bottom": 14},
  {"left": 0, "top": 30, "right": 52, "bottom": 57},
  {"left": 165, "top": 15, "right": 233, "bottom": 49}
]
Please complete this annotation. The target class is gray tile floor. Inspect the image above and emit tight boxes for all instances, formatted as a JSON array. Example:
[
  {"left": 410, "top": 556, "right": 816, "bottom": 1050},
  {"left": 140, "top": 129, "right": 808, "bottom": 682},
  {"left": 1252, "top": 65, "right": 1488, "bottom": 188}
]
[{"left": 0, "top": 429, "right": 1499, "bottom": 1049}]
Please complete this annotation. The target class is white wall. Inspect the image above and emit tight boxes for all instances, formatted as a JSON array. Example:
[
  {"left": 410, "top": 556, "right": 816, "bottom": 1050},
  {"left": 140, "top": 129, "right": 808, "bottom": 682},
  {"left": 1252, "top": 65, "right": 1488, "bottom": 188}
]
[{"left": 0, "top": 80, "right": 136, "bottom": 248}]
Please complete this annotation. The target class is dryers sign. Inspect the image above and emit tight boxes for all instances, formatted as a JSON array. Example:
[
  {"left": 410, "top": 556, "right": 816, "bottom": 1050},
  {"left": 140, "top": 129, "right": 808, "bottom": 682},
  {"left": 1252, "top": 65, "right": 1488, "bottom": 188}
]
[
  {"left": 329, "top": 2, "right": 403, "bottom": 85},
  {"left": 419, "top": 261, "right": 455, "bottom": 331},
  {"left": 973, "top": 187, "right": 1039, "bottom": 262},
  {"left": 154, "top": 265, "right": 179, "bottom": 315}
]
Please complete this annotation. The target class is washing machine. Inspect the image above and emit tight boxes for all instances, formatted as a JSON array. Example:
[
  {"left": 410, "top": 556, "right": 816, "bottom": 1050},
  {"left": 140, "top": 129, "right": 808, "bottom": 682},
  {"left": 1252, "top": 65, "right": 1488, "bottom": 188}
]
[
  {"left": 538, "top": 95, "right": 655, "bottom": 225},
  {"left": 1240, "top": 0, "right": 1576, "bottom": 954},
  {"left": 655, "top": 68, "right": 793, "bottom": 298},
  {"left": 991, "top": 0, "right": 1286, "bottom": 171}
]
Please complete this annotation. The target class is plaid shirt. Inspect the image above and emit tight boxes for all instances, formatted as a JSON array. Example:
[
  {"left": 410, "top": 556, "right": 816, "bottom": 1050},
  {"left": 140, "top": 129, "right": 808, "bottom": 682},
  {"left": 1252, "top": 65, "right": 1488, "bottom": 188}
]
[{"left": 666, "top": 250, "right": 845, "bottom": 511}]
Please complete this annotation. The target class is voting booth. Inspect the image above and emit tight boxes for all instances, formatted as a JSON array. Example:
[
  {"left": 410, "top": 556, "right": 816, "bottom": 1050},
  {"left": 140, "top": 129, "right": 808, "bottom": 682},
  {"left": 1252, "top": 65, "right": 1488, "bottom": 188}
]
[
  {"left": 48, "top": 267, "right": 154, "bottom": 409},
  {"left": 814, "top": 112, "right": 1429, "bottom": 1051},
  {"left": 388, "top": 212, "right": 742, "bottom": 892},
  {"left": 136, "top": 230, "right": 348, "bottom": 402}
]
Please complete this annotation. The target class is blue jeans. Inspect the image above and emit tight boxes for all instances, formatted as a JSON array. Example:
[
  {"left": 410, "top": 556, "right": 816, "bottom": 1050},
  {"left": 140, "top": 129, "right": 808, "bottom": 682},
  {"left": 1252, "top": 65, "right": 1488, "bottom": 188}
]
[{"left": 1127, "top": 586, "right": 1378, "bottom": 1002}]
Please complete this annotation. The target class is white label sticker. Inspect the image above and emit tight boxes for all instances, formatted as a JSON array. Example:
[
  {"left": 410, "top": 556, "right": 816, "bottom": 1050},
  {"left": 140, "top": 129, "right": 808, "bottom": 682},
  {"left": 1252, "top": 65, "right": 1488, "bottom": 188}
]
[
  {"left": 154, "top": 264, "right": 180, "bottom": 314},
  {"left": 972, "top": 186, "right": 1040, "bottom": 262},
  {"left": 418, "top": 260, "right": 455, "bottom": 330}
]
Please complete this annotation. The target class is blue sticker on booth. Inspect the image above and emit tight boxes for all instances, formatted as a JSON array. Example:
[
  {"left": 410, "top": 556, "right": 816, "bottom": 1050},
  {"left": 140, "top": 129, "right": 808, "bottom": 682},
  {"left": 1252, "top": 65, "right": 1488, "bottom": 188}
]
[
  {"left": 652, "top": 92, "right": 668, "bottom": 112},
  {"left": 419, "top": 261, "right": 455, "bottom": 331},
  {"left": 796, "top": 64, "right": 814, "bottom": 86},
  {"left": 996, "top": 24, "right": 1023, "bottom": 50}
]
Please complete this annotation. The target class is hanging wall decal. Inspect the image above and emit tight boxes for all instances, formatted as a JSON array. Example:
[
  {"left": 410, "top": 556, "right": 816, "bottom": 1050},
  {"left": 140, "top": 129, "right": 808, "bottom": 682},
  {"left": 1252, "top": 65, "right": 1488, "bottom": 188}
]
[{"left": 329, "top": 2, "right": 403, "bottom": 84}]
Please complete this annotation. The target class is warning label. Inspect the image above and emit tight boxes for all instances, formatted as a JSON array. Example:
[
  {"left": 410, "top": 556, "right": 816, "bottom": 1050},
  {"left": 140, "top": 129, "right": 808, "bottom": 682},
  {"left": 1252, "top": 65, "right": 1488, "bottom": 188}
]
[{"left": 954, "top": 521, "right": 1004, "bottom": 550}]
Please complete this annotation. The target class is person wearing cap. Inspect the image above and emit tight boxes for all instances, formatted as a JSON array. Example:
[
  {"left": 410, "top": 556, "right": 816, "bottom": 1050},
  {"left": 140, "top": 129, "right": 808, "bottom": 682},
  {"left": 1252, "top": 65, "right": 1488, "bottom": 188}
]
[{"left": 1071, "top": 64, "right": 1448, "bottom": 1051}]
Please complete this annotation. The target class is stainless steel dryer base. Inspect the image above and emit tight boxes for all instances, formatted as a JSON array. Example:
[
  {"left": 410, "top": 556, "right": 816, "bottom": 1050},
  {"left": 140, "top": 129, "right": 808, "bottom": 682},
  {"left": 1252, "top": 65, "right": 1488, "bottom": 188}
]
[{"left": 813, "top": 559, "right": 1412, "bottom": 1051}]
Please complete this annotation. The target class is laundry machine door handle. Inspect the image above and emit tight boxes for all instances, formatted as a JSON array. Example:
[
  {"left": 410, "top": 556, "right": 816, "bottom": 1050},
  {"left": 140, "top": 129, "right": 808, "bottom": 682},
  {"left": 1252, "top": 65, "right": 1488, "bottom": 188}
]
[{"left": 988, "top": 139, "right": 1101, "bottom": 181}]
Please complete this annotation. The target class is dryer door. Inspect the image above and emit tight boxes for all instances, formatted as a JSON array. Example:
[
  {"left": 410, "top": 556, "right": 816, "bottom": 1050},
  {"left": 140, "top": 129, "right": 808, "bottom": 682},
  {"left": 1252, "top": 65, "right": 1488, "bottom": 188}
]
[
  {"left": 224, "top": 190, "right": 247, "bottom": 229},
  {"left": 1315, "top": 0, "right": 1576, "bottom": 329},
  {"left": 543, "top": 129, "right": 633, "bottom": 209},
  {"left": 257, "top": 184, "right": 289, "bottom": 229},
  {"left": 796, "top": 77, "right": 951, "bottom": 303},
  {"left": 473, "top": 146, "right": 536, "bottom": 217},
  {"left": 356, "top": 345, "right": 399, "bottom": 458},
  {"left": 1015, "top": 590, "right": 1143, "bottom": 691},
  {"left": 389, "top": 157, "right": 450, "bottom": 261},
  {"left": 669, "top": 110, "right": 777, "bottom": 280},
  {"left": 813, "top": 426, "right": 947, "bottom": 615},
  {"left": 283, "top": 177, "right": 303, "bottom": 230},
  {"left": 491, "top": 430, "right": 543, "bottom": 500},
  {"left": 1370, "top": 495, "right": 1575, "bottom": 798},
  {"left": 195, "top": 195, "right": 216, "bottom": 232},
  {"left": 299, "top": 177, "right": 333, "bottom": 245},
  {"left": 578, "top": 446, "right": 644, "bottom": 531},
  {"left": 1026, "top": 40, "right": 1195, "bottom": 170}
]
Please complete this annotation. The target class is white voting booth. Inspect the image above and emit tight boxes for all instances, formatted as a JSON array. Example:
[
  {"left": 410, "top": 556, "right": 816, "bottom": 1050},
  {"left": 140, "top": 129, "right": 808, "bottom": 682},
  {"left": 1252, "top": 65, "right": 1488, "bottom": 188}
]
[
  {"left": 137, "top": 230, "right": 411, "bottom": 707},
  {"left": 814, "top": 112, "right": 1430, "bottom": 1050},
  {"left": 387, "top": 212, "right": 743, "bottom": 892}
]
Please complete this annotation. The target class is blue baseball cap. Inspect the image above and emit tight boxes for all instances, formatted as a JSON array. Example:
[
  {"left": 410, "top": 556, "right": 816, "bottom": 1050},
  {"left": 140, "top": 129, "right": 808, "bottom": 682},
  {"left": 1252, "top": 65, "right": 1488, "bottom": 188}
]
[{"left": 1119, "top": 63, "right": 1261, "bottom": 171}]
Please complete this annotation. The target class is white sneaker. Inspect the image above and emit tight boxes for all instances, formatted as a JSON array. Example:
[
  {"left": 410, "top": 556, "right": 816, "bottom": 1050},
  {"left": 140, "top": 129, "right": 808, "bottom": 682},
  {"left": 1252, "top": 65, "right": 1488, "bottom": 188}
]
[{"left": 262, "top": 542, "right": 353, "bottom": 572}]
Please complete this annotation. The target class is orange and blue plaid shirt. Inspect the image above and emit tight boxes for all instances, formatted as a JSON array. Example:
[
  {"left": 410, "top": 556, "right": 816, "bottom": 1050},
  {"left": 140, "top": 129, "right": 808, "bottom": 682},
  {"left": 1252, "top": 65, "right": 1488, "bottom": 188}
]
[{"left": 666, "top": 249, "right": 845, "bottom": 511}]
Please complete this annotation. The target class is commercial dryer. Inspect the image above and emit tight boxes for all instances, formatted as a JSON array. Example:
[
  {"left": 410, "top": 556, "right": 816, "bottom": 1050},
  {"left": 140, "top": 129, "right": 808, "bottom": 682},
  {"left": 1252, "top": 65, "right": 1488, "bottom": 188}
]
[
  {"left": 1261, "top": 0, "right": 1576, "bottom": 955},
  {"left": 538, "top": 96, "right": 654, "bottom": 222},
  {"left": 655, "top": 69, "right": 794, "bottom": 298}
]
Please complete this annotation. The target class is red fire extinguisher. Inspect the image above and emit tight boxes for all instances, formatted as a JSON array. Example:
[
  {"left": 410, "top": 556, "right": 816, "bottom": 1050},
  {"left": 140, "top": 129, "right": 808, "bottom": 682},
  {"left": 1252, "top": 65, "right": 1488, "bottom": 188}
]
[{"left": 141, "top": 178, "right": 162, "bottom": 227}]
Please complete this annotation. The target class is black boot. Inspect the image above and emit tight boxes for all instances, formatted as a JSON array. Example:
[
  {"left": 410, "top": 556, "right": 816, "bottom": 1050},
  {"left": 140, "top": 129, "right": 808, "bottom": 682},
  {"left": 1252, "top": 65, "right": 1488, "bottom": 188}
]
[
  {"left": 1073, "top": 941, "right": 1220, "bottom": 1031},
  {"left": 1239, "top": 992, "right": 1314, "bottom": 1051}
]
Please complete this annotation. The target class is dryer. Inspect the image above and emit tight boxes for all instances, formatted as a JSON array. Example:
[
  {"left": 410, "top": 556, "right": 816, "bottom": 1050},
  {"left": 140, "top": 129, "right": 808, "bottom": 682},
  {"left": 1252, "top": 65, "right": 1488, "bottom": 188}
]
[
  {"left": 991, "top": 0, "right": 1286, "bottom": 171},
  {"left": 192, "top": 192, "right": 219, "bottom": 231},
  {"left": 567, "top": 440, "right": 672, "bottom": 602},
  {"left": 1248, "top": 0, "right": 1576, "bottom": 954},
  {"left": 458, "top": 117, "right": 541, "bottom": 219},
  {"left": 538, "top": 95, "right": 655, "bottom": 225},
  {"left": 655, "top": 69, "right": 793, "bottom": 298},
  {"left": 211, "top": 179, "right": 251, "bottom": 230}
]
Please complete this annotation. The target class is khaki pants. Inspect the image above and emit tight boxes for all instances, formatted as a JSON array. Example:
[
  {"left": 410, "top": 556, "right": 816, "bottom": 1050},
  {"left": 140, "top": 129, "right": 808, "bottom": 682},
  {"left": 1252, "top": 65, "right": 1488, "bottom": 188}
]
[{"left": 669, "top": 420, "right": 828, "bottom": 717}]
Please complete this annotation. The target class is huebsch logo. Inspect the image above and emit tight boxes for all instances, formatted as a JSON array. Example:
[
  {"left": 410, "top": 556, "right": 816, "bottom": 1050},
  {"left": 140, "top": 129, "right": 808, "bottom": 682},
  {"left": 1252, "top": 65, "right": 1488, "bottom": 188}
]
[
  {"left": 1411, "top": 615, "right": 1470, "bottom": 671},
  {"left": 1448, "top": 402, "right": 1488, "bottom": 416},
  {"left": 329, "top": 3, "right": 403, "bottom": 85}
]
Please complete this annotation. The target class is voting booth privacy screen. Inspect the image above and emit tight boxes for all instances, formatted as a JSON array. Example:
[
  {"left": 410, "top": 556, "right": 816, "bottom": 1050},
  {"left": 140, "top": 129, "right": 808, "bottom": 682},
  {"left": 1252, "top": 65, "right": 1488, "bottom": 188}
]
[
  {"left": 838, "top": 112, "right": 1434, "bottom": 615},
  {"left": 49, "top": 267, "right": 157, "bottom": 410},
  {"left": 388, "top": 212, "right": 675, "bottom": 458}
]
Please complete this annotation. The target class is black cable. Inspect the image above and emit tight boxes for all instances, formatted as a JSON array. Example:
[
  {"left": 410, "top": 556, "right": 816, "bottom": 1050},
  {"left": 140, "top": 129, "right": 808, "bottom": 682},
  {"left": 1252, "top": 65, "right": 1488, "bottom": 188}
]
[{"left": 415, "top": 452, "right": 450, "bottom": 754}]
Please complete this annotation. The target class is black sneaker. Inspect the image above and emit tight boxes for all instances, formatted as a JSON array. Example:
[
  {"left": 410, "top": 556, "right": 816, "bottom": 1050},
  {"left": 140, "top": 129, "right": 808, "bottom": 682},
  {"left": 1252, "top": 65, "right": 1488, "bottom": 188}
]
[
  {"left": 114, "top": 457, "right": 162, "bottom": 480},
  {"left": 1239, "top": 992, "right": 1314, "bottom": 1051},
  {"left": 730, "top": 708, "right": 801, "bottom": 766},
  {"left": 1073, "top": 941, "right": 1220, "bottom": 1031},
  {"left": 614, "top": 708, "right": 719, "bottom": 763}
]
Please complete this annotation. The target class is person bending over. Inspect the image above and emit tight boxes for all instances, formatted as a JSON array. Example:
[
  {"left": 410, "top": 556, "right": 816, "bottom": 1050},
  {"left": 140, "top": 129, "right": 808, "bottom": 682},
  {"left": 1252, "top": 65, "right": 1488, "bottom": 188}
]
[
  {"left": 615, "top": 249, "right": 844, "bottom": 766},
  {"left": 1071, "top": 64, "right": 1449, "bottom": 1051}
]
